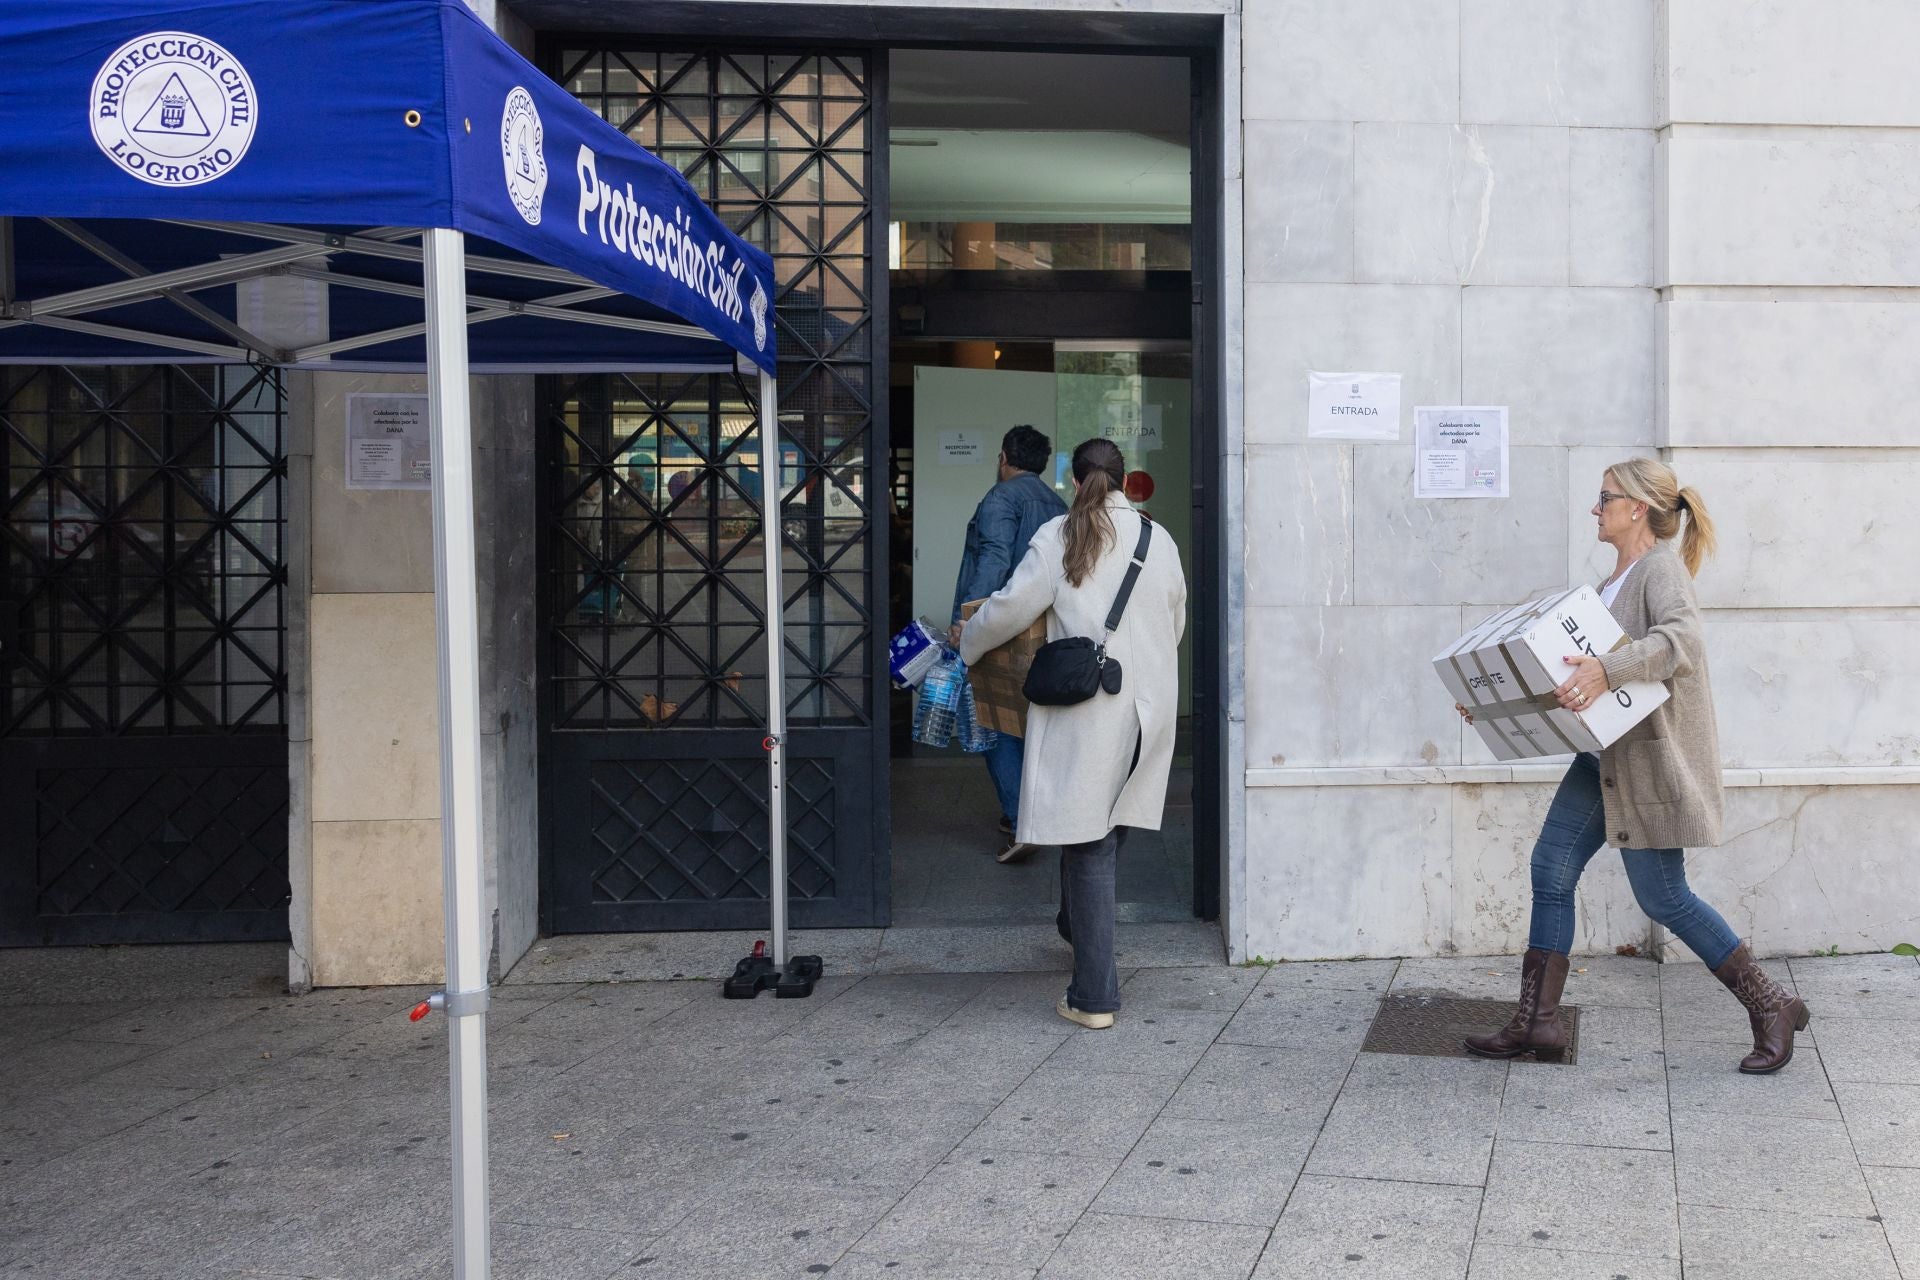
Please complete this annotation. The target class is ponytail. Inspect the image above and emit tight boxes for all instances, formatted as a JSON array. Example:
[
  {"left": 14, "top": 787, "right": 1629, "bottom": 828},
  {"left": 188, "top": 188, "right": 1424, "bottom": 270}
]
[
  {"left": 1062, "top": 438, "right": 1126, "bottom": 587},
  {"left": 1675, "top": 485, "right": 1717, "bottom": 577}
]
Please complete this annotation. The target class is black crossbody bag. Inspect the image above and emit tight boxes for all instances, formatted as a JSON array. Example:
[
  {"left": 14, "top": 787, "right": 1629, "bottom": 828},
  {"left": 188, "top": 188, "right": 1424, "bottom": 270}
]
[{"left": 1022, "top": 513, "right": 1152, "bottom": 707}]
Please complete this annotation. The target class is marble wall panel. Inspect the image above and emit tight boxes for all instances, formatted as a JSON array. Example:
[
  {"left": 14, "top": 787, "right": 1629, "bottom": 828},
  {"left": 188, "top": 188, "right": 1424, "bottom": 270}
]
[
  {"left": 1665, "top": 299, "right": 1920, "bottom": 448},
  {"left": 1243, "top": 446, "right": 1353, "bottom": 607},
  {"left": 1351, "top": 445, "right": 1569, "bottom": 607},
  {"left": 1663, "top": 135, "right": 1920, "bottom": 287},
  {"left": 1463, "top": 287, "right": 1656, "bottom": 446},
  {"left": 1666, "top": 0, "right": 1920, "bottom": 127},
  {"left": 1244, "top": 784, "right": 1453, "bottom": 960},
  {"left": 1244, "top": 122, "right": 1353, "bottom": 284},
  {"left": 311, "top": 818, "right": 446, "bottom": 987},
  {"left": 1666, "top": 786, "right": 1920, "bottom": 959},
  {"left": 1460, "top": 0, "right": 1656, "bottom": 128},
  {"left": 1448, "top": 781, "right": 1652, "bottom": 956},
  {"left": 1244, "top": 284, "right": 1461, "bottom": 446},
  {"left": 1242, "top": 605, "right": 1467, "bottom": 769},
  {"left": 1241, "top": 0, "right": 1460, "bottom": 125},
  {"left": 1570, "top": 129, "right": 1655, "bottom": 287},
  {"left": 1355, "top": 124, "right": 1569, "bottom": 286},
  {"left": 1667, "top": 449, "right": 1920, "bottom": 609},
  {"left": 1706, "top": 611, "right": 1920, "bottom": 769},
  {"left": 310, "top": 592, "right": 442, "bottom": 823},
  {"left": 309, "top": 372, "right": 435, "bottom": 594}
]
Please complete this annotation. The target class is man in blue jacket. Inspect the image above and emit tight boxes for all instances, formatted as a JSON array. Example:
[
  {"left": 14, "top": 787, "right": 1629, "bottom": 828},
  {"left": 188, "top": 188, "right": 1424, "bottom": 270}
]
[{"left": 950, "top": 424, "right": 1067, "bottom": 863}]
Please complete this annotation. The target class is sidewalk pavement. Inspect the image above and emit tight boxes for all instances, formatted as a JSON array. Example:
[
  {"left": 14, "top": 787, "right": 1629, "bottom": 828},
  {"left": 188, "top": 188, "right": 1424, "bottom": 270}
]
[{"left": 2, "top": 942, "right": 1917, "bottom": 1279}]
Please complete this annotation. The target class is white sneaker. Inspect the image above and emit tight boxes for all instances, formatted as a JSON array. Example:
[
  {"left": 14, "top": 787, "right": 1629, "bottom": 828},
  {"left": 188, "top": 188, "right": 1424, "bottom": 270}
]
[
  {"left": 1056, "top": 998, "right": 1114, "bottom": 1030},
  {"left": 996, "top": 840, "right": 1035, "bottom": 864}
]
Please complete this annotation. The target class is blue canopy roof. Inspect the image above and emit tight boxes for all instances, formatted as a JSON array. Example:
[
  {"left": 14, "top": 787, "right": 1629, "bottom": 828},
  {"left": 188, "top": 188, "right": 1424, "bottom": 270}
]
[{"left": 0, "top": 0, "right": 778, "bottom": 373}]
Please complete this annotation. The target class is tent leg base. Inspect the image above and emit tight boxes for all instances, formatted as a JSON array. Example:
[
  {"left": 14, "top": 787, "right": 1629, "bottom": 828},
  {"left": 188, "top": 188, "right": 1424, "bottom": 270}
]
[{"left": 722, "top": 949, "right": 824, "bottom": 999}]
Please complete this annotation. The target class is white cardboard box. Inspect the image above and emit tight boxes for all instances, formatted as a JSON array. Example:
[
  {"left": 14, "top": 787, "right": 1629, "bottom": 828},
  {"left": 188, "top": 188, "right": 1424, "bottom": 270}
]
[{"left": 1434, "top": 585, "right": 1669, "bottom": 761}]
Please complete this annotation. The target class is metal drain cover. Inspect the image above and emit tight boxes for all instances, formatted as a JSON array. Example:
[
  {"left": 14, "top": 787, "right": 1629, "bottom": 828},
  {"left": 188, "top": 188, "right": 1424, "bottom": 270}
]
[{"left": 1361, "top": 993, "right": 1580, "bottom": 1065}]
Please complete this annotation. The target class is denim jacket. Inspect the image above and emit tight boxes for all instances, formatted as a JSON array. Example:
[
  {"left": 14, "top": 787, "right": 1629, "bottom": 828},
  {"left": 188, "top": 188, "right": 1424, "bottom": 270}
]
[{"left": 951, "top": 471, "right": 1068, "bottom": 624}]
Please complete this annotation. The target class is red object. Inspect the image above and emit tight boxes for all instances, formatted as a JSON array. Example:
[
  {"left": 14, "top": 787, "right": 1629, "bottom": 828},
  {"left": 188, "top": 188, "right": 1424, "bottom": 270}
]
[
  {"left": 408, "top": 1001, "right": 432, "bottom": 1022},
  {"left": 1124, "top": 470, "right": 1155, "bottom": 502},
  {"left": 753, "top": 940, "right": 767, "bottom": 959}
]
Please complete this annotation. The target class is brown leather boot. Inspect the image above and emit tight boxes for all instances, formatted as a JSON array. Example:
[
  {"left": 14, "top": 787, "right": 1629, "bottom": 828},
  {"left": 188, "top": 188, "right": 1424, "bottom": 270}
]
[
  {"left": 1465, "top": 948, "right": 1572, "bottom": 1061},
  {"left": 1712, "top": 942, "right": 1810, "bottom": 1074}
]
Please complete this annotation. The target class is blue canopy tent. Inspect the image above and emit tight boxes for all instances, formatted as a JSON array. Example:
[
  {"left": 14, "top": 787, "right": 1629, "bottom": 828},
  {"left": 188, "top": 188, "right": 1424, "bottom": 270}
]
[{"left": 0, "top": 3, "right": 798, "bottom": 1274}]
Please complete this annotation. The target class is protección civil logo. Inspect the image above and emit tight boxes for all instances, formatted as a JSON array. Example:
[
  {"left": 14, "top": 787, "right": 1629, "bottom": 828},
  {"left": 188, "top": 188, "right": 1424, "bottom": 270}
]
[
  {"left": 501, "top": 87, "right": 548, "bottom": 225},
  {"left": 91, "top": 32, "right": 257, "bottom": 187}
]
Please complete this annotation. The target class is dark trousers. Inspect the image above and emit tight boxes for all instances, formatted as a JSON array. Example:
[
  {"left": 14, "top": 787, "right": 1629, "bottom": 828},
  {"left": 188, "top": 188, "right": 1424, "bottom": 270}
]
[{"left": 1056, "top": 826, "right": 1128, "bottom": 1014}]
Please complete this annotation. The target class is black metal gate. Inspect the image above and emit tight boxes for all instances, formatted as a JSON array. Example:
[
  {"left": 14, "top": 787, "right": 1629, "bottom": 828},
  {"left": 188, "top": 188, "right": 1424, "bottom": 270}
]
[
  {"left": 0, "top": 365, "right": 290, "bottom": 946},
  {"left": 537, "top": 46, "right": 887, "bottom": 932}
]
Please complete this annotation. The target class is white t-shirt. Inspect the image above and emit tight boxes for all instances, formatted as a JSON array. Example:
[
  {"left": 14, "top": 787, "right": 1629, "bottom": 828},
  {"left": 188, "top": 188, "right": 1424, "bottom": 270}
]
[{"left": 1599, "top": 558, "right": 1639, "bottom": 609}]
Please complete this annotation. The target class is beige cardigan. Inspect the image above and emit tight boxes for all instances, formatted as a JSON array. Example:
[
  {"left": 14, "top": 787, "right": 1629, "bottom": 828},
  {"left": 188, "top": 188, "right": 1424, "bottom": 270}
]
[
  {"left": 1595, "top": 539, "right": 1725, "bottom": 849},
  {"left": 959, "top": 493, "right": 1188, "bottom": 846}
]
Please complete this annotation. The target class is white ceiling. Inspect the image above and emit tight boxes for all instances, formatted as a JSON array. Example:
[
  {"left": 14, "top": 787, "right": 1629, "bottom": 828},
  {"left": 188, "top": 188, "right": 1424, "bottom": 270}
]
[{"left": 888, "top": 49, "right": 1191, "bottom": 225}]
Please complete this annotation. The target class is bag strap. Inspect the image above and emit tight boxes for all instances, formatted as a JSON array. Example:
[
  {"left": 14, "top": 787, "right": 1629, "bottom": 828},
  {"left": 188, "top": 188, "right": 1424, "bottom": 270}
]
[{"left": 1101, "top": 512, "right": 1154, "bottom": 636}]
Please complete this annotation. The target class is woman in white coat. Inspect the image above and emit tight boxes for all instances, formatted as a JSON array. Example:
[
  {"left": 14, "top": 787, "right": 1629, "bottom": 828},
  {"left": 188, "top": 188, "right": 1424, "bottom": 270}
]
[{"left": 960, "top": 438, "right": 1188, "bottom": 1029}]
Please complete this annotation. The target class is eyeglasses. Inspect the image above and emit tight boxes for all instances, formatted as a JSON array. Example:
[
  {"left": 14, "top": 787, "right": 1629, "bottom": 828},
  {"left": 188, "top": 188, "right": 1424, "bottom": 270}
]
[{"left": 1596, "top": 491, "right": 1629, "bottom": 507}]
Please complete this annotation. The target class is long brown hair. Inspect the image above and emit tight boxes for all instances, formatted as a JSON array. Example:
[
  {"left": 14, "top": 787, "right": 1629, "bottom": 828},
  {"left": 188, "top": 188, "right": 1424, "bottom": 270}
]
[
  {"left": 1062, "top": 438, "right": 1126, "bottom": 587},
  {"left": 1608, "top": 456, "right": 1718, "bottom": 576}
]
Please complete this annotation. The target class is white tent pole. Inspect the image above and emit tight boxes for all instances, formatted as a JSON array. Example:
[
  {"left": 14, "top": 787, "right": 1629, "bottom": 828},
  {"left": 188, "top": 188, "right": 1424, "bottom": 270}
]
[
  {"left": 758, "top": 366, "right": 788, "bottom": 967},
  {"left": 422, "top": 226, "right": 491, "bottom": 1280}
]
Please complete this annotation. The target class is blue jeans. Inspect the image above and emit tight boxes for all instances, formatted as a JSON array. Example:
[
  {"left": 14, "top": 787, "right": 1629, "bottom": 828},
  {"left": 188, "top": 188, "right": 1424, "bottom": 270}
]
[
  {"left": 1529, "top": 752, "right": 1742, "bottom": 971},
  {"left": 982, "top": 733, "right": 1025, "bottom": 824},
  {"left": 1058, "top": 827, "right": 1127, "bottom": 1014}
]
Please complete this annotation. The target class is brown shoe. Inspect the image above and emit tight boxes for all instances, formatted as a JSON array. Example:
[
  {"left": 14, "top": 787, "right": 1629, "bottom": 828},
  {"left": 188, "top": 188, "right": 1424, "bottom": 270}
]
[
  {"left": 1465, "top": 948, "right": 1572, "bottom": 1062},
  {"left": 1712, "top": 942, "right": 1810, "bottom": 1074}
]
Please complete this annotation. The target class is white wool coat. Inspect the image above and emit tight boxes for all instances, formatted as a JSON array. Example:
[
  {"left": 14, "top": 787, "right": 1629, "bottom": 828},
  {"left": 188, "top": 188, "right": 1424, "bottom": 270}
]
[{"left": 959, "top": 492, "right": 1187, "bottom": 847}]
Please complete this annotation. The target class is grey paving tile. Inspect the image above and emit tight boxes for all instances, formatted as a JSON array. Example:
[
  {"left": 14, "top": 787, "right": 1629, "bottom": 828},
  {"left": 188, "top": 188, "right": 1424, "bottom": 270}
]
[
  {"left": 492, "top": 1121, "right": 760, "bottom": 1235},
  {"left": 631, "top": 977, "right": 867, "bottom": 1051},
  {"left": 619, "top": 1185, "right": 899, "bottom": 1280},
  {"left": 855, "top": 1146, "right": 1113, "bottom": 1270},
  {"left": 1787, "top": 955, "right": 1920, "bottom": 1021},
  {"left": 1496, "top": 1061, "right": 1670, "bottom": 1151},
  {"left": 862, "top": 1027, "right": 1068, "bottom": 1106},
  {"left": 1659, "top": 964, "right": 1781, "bottom": 1047},
  {"left": 494, "top": 981, "right": 702, "bottom": 1049},
  {"left": 1042, "top": 1006, "right": 1232, "bottom": 1078},
  {"left": 1464, "top": 1244, "right": 1678, "bottom": 1279},
  {"left": 1091, "top": 1114, "right": 1316, "bottom": 1227},
  {"left": 1835, "top": 1080, "right": 1920, "bottom": 1168},
  {"left": 0, "top": 942, "right": 286, "bottom": 1005},
  {"left": 1252, "top": 1174, "right": 1479, "bottom": 1280},
  {"left": 502, "top": 930, "right": 884, "bottom": 983},
  {"left": 873, "top": 926, "right": 1075, "bottom": 975},
  {"left": 1254, "top": 959, "right": 1401, "bottom": 995},
  {"left": 962, "top": 1066, "right": 1181, "bottom": 1160},
  {"left": 777, "top": 973, "right": 998, "bottom": 1048},
  {"left": 1113, "top": 922, "right": 1230, "bottom": 969},
  {"left": 1119, "top": 965, "right": 1263, "bottom": 1012},
  {"left": 61, "top": 997, "right": 270, "bottom": 1048},
  {"left": 1677, "top": 1202, "right": 1899, "bottom": 1280},
  {"left": 748, "top": 1092, "right": 991, "bottom": 1193},
  {"left": 1663, "top": 1035, "right": 1840, "bottom": 1120},
  {"left": 1672, "top": 1111, "right": 1875, "bottom": 1217},
  {"left": 1475, "top": 1140, "right": 1678, "bottom": 1258},
  {"left": 0, "top": 1079, "right": 207, "bottom": 1169},
  {"left": 1809, "top": 1018, "right": 1920, "bottom": 1085},
  {"left": 1038, "top": 1211, "right": 1267, "bottom": 1279},
  {"left": 1163, "top": 1042, "right": 1351, "bottom": 1129},
  {"left": 1304, "top": 1055, "right": 1506, "bottom": 1186},
  {"left": 828, "top": 1252, "right": 1037, "bottom": 1279},
  {"left": 945, "top": 971, "right": 1104, "bottom": 1036},
  {"left": 1220, "top": 988, "right": 1382, "bottom": 1052},
  {"left": 1395, "top": 956, "right": 1660, "bottom": 1010},
  {"left": 0, "top": 1000, "right": 144, "bottom": 1050},
  {"left": 403, "top": 1222, "right": 649, "bottom": 1280},
  {"left": 1864, "top": 1165, "right": 1920, "bottom": 1274},
  {"left": 1, "top": 1034, "right": 164, "bottom": 1094}
]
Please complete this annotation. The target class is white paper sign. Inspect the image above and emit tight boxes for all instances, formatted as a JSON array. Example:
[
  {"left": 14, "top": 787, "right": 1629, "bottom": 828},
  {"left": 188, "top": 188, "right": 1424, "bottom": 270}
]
[
  {"left": 346, "top": 393, "right": 432, "bottom": 491},
  {"left": 937, "top": 429, "right": 986, "bottom": 466},
  {"left": 1099, "top": 400, "right": 1164, "bottom": 452},
  {"left": 1307, "top": 371, "right": 1401, "bottom": 440},
  {"left": 1414, "top": 406, "right": 1508, "bottom": 499}
]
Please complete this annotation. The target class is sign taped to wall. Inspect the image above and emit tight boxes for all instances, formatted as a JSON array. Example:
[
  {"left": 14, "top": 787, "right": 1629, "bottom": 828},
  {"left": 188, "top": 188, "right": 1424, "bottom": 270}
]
[
  {"left": 1307, "top": 371, "right": 1400, "bottom": 440},
  {"left": 346, "top": 393, "right": 431, "bottom": 490},
  {"left": 1414, "top": 406, "right": 1507, "bottom": 498}
]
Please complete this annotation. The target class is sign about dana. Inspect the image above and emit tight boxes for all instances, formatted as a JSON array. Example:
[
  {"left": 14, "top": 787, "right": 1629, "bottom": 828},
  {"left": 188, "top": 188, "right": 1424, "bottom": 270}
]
[{"left": 1434, "top": 585, "right": 1668, "bottom": 761}]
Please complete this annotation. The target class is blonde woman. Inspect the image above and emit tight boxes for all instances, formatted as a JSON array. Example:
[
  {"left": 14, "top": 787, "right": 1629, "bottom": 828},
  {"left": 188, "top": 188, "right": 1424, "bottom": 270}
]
[
  {"left": 960, "top": 438, "right": 1187, "bottom": 1029},
  {"left": 1461, "top": 458, "right": 1809, "bottom": 1074}
]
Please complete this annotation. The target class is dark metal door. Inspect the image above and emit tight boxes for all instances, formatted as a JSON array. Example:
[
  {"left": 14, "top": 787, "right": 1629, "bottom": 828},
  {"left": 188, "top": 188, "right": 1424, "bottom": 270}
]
[
  {"left": 0, "top": 365, "right": 290, "bottom": 946},
  {"left": 537, "top": 47, "right": 887, "bottom": 933}
]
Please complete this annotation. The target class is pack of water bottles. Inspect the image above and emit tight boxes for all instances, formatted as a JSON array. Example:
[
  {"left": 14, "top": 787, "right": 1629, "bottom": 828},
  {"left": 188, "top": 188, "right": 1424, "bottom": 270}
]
[{"left": 911, "top": 648, "right": 997, "bottom": 753}]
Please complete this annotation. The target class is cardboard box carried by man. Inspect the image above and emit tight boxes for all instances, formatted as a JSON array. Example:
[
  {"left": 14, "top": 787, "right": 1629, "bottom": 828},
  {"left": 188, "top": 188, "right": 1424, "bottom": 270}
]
[
  {"left": 959, "top": 598, "right": 1046, "bottom": 737},
  {"left": 1434, "top": 585, "right": 1668, "bottom": 761}
]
